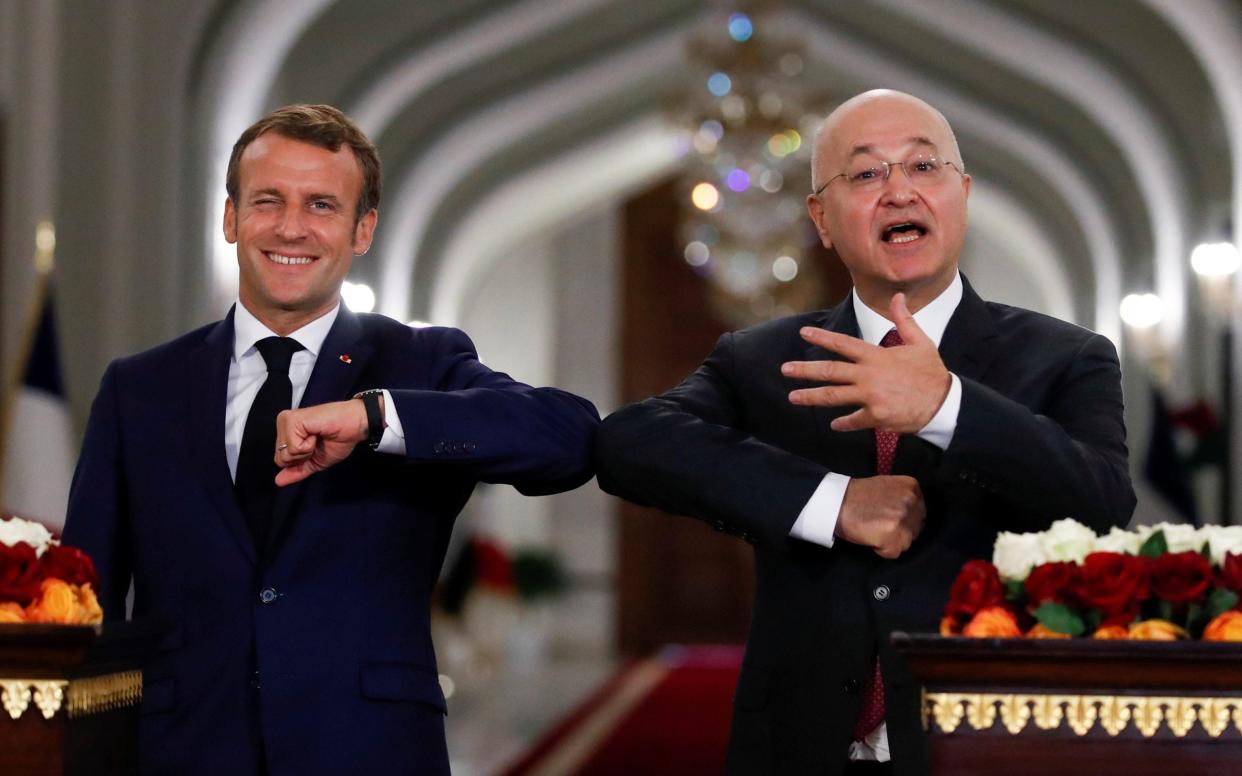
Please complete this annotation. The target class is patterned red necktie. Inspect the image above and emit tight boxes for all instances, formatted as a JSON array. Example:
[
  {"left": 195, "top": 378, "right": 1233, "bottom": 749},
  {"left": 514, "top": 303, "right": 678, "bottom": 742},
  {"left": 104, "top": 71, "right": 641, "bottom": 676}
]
[{"left": 852, "top": 326, "right": 904, "bottom": 742}]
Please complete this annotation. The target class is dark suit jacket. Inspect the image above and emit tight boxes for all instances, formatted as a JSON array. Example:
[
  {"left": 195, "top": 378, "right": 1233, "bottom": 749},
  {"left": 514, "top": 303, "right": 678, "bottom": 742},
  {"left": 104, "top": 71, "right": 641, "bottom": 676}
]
[
  {"left": 63, "top": 307, "right": 599, "bottom": 775},
  {"left": 594, "top": 277, "right": 1134, "bottom": 776}
]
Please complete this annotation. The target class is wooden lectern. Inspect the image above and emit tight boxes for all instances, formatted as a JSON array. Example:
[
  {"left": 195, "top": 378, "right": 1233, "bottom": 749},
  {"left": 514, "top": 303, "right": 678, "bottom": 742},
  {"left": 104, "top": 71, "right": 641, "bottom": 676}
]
[
  {"left": 0, "top": 623, "right": 152, "bottom": 776},
  {"left": 893, "top": 633, "right": 1242, "bottom": 775}
]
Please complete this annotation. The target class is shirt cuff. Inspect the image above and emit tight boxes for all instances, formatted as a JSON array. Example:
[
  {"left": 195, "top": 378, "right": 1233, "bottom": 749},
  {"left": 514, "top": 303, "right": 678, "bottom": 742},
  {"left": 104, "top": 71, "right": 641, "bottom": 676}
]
[
  {"left": 916, "top": 373, "right": 961, "bottom": 451},
  {"left": 372, "top": 389, "right": 406, "bottom": 455},
  {"left": 788, "top": 473, "right": 850, "bottom": 549}
]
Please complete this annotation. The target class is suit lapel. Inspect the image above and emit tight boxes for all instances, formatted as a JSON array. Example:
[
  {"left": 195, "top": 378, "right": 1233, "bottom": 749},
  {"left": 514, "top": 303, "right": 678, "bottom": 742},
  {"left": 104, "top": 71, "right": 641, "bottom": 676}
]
[
  {"left": 806, "top": 297, "right": 876, "bottom": 472},
  {"left": 936, "top": 275, "right": 999, "bottom": 384},
  {"left": 189, "top": 308, "right": 258, "bottom": 564},
  {"left": 264, "top": 308, "right": 375, "bottom": 563}
]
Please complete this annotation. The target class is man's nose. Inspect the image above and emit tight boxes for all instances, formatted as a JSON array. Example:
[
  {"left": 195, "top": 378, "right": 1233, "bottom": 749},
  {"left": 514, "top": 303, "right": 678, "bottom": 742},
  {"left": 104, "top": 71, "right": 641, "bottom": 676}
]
[
  {"left": 275, "top": 207, "right": 308, "bottom": 239},
  {"left": 880, "top": 164, "right": 918, "bottom": 205}
]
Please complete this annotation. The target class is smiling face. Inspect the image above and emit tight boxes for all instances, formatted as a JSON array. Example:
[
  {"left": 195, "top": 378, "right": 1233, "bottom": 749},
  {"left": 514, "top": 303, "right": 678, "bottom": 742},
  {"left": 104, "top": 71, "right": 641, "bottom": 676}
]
[
  {"left": 806, "top": 91, "right": 971, "bottom": 313},
  {"left": 224, "top": 132, "right": 377, "bottom": 334}
]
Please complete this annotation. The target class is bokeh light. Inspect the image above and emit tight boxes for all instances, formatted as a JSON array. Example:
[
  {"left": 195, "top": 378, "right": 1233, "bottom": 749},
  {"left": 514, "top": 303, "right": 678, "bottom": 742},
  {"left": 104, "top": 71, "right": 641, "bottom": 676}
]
[
  {"left": 691, "top": 182, "right": 721, "bottom": 210},
  {"left": 728, "top": 13, "right": 753, "bottom": 42},
  {"left": 707, "top": 72, "right": 732, "bottom": 97}
]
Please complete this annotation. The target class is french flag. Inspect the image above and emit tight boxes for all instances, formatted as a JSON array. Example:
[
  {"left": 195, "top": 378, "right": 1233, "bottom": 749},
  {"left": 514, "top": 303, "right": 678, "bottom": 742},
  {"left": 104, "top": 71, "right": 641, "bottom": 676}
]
[{"left": 1, "top": 280, "right": 74, "bottom": 534}]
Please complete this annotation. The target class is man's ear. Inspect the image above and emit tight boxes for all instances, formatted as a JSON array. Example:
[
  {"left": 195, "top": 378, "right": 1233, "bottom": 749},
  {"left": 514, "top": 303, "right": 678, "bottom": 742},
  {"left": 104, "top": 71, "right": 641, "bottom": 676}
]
[
  {"left": 806, "top": 194, "right": 833, "bottom": 250},
  {"left": 223, "top": 199, "right": 238, "bottom": 244},
  {"left": 352, "top": 209, "right": 378, "bottom": 255}
]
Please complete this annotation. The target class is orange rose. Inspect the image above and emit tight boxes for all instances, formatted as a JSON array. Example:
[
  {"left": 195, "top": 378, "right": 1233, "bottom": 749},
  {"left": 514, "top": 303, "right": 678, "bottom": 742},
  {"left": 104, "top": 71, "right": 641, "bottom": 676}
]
[
  {"left": 0, "top": 601, "right": 26, "bottom": 623},
  {"left": 75, "top": 584, "right": 103, "bottom": 625},
  {"left": 25, "top": 579, "right": 102, "bottom": 624},
  {"left": 1027, "top": 623, "right": 1072, "bottom": 639},
  {"left": 1127, "top": 619, "right": 1188, "bottom": 641},
  {"left": 1091, "top": 625, "right": 1129, "bottom": 640},
  {"left": 1203, "top": 611, "right": 1242, "bottom": 642},
  {"left": 940, "top": 616, "right": 960, "bottom": 636},
  {"left": 26, "top": 578, "right": 78, "bottom": 623},
  {"left": 962, "top": 606, "right": 1021, "bottom": 638}
]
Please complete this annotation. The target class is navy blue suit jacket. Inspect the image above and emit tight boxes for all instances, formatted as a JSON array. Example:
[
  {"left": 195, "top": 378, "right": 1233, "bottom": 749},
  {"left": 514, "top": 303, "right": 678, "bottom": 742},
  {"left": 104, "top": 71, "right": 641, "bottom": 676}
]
[
  {"left": 595, "top": 277, "right": 1135, "bottom": 775},
  {"left": 64, "top": 307, "right": 598, "bottom": 775}
]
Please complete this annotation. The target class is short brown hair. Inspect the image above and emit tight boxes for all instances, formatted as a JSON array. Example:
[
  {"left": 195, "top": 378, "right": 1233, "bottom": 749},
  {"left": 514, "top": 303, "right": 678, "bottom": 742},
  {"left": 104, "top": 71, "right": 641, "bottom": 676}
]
[{"left": 226, "top": 104, "right": 381, "bottom": 222}]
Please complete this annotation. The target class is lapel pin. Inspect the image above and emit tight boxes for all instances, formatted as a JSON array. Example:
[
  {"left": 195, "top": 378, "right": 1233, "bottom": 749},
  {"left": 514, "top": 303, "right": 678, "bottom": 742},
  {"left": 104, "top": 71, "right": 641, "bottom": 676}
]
[{"left": 339, "top": 353, "right": 353, "bottom": 364}]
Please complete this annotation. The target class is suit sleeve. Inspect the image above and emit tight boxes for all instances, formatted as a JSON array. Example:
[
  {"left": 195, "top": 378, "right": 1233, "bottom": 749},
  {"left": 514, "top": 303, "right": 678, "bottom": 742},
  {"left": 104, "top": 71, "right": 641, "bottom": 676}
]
[
  {"left": 61, "top": 362, "right": 132, "bottom": 619},
  {"left": 594, "top": 332, "right": 829, "bottom": 551},
  {"left": 386, "top": 327, "right": 599, "bottom": 496},
  {"left": 944, "top": 332, "right": 1135, "bottom": 532}
]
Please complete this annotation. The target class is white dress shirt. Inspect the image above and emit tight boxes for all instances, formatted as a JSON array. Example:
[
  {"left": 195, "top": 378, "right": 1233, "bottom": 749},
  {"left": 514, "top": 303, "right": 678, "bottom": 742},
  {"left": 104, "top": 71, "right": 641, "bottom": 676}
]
[{"left": 225, "top": 301, "right": 406, "bottom": 482}]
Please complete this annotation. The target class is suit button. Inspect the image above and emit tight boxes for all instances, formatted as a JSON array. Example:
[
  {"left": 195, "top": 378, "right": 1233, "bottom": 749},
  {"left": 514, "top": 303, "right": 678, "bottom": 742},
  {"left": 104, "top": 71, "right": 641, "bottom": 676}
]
[
  {"left": 843, "top": 678, "right": 861, "bottom": 694},
  {"left": 250, "top": 670, "right": 261, "bottom": 690},
  {"left": 433, "top": 442, "right": 446, "bottom": 454},
  {"left": 873, "top": 585, "right": 890, "bottom": 601},
  {"left": 259, "top": 587, "right": 279, "bottom": 604}
]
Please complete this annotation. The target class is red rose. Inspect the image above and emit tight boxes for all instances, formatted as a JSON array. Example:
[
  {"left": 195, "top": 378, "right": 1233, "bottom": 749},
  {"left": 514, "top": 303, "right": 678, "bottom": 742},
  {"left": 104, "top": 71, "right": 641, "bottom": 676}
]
[
  {"left": 40, "top": 545, "right": 99, "bottom": 589},
  {"left": 1074, "top": 552, "right": 1148, "bottom": 620},
  {"left": 0, "top": 542, "right": 46, "bottom": 605},
  {"left": 945, "top": 560, "right": 1005, "bottom": 623},
  {"left": 1024, "top": 562, "right": 1078, "bottom": 608},
  {"left": 1220, "top": 552, "right": 1242, "bottom": 596},
  {"left": 1149, "top": 551, "right": 1213, "bottom": 605}
]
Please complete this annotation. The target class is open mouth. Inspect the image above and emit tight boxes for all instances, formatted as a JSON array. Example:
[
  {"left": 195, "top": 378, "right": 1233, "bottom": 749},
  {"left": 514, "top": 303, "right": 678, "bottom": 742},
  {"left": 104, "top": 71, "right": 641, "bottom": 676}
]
[
  {"left": 266, "top": 252, "right": 316, "bottom": 265},
  {"left": 882, "top": 222, "right": 928, "bottom": 245}
]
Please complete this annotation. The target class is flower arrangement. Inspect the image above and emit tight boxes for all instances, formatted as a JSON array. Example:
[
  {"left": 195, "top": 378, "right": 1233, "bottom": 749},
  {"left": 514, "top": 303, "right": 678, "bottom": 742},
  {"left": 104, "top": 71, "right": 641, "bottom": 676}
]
[
  {"left": 0, "top": 515, "right": 102, "bottom": 624},
  {"left": 941, "top": 519, "right": 1242, "bottom": 641}
]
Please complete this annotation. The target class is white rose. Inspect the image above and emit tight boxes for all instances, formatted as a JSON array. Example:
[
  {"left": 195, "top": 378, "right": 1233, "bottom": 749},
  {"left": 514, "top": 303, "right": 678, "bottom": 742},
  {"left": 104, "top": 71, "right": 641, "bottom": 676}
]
[
  {"left": 1093, "top": 526, "right": 1141, "bottom": 555},
  {"left": 0, "top": 515, "right": 55, "bottom": 556},
  {"left": 1038, "top": 518, "right": 1096, "bottom": 564},
  {"left": 1202, "top": 525, "right": 1242, "bottom": 567},
  {"left": 1152, "top": 522, "right": 1205, "bottom": 554},
  {"left": 993, "top": 531, "right": 1045, "bottom": 581}
]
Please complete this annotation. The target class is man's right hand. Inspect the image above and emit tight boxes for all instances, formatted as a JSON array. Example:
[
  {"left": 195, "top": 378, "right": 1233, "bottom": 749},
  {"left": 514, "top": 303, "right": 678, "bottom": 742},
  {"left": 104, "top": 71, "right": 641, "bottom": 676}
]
[{"left": 836, "top": 476, "right": 926, "bottom": 559}]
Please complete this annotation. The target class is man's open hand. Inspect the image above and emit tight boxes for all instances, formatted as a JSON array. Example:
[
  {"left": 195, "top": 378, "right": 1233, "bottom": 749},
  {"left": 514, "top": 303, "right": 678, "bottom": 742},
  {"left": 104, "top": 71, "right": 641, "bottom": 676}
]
[
  {"left": 837, "top": 475, "right": 926, "bottom": 559},
  {"left": 273, "top": 399, "right": 370, "bottom": 486},
  {"left": 781, "top": 293, "right": 950, "bottom": 433}
]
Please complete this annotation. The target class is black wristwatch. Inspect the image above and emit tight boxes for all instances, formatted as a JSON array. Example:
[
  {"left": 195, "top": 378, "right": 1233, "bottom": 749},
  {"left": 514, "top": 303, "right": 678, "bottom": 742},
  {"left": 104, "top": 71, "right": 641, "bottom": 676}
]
[{"left": 357, "top": 390, "right": 385, "bottom": 449}]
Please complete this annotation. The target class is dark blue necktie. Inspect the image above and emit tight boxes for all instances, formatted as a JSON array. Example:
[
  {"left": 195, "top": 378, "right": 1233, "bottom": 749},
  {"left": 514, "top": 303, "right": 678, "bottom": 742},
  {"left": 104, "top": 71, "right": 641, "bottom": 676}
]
[{"left": 235, "top": 336, "right": 303, "bottom": 547}]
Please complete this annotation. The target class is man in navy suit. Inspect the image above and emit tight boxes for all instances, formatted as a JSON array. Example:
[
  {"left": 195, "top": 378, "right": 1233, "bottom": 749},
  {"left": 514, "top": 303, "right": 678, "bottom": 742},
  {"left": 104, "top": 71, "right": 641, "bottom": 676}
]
[
  {"left": 64, "top": 104, "right": 598, "bottom": 775},
  {"left": 594, "top": 90, "right": 1135, "bottom": 775}
]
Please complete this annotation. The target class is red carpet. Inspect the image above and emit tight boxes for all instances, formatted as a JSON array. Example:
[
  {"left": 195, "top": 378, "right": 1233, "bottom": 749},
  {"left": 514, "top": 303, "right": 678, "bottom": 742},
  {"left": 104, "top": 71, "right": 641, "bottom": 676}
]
[{"left": 500, "top": 645, "right": 742, "bottom": 776}]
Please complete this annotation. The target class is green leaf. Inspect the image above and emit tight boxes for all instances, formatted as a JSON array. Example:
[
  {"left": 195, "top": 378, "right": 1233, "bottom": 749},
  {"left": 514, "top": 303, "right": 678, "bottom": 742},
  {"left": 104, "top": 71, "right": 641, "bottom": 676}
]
[
  {"left": 1033, "top": 603, "right": 1086, "bottom": 636},
  {"left": 1139, "top": 531, "right": 1167, "bottom": 558},
  {"left": 1202, "top": 541, "right": 1212, "bottom": 560},
  {"left": 1187, "top": 603, "right": 1209, "bottom": 638},
  {"left": 1004, "top": 579, "right": 1025, "bottom": 603},
  {"left": 1158, "top": 599, "right": 1174, "bottom": 622},
  {"left": 1207, "top": 588, "right": 1239, "bottom": 618},
  {"left": 1084, "top": 609, "right": 1103, "bottom": 633}
]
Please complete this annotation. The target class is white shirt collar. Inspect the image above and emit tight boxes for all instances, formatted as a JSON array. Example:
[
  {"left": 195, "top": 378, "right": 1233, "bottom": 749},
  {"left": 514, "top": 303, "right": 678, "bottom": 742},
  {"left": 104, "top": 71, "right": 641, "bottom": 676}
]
[
  {"left": 851, "top": 272, "right": 963, "bottom": 347},
  {"left": 232, "top": 300, "right": 340, "bottom": 362}
]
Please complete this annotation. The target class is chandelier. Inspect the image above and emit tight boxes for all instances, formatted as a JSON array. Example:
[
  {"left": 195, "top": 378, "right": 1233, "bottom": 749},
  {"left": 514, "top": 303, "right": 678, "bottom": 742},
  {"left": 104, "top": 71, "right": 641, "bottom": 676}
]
[{"left": 677, "top": 0, "right": 825, "bottom": 326}]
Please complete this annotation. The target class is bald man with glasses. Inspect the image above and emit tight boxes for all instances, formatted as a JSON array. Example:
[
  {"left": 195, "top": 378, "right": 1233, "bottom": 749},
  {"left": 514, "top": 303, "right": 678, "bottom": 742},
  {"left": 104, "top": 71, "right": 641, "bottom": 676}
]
[{"left": 594, "top": 90, "right": 1135, "bottom": 776}]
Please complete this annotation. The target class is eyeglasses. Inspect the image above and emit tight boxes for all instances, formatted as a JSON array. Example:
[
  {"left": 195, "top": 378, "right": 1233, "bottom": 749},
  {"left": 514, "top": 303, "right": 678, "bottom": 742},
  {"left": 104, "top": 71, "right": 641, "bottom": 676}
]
[{"left": 813, "top": 154, "right": 963, "bottom": 195}]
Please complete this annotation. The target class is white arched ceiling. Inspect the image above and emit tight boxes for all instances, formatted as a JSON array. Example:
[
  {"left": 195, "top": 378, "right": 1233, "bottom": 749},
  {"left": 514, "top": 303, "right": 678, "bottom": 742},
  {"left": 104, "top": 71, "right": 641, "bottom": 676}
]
[
  {"left": 1145, "top": 0, "right": 1242, "bottom": 283},
  {"left": 371, "top": 24, "right": 691, "bottom": 320},
  {"left": 198, "top": 0, "right": 335, "bottom": 312},
  {"left": 798, "top": 15, "right": 1125, "bottom": 344},
  {"left": 429, "top": 114, "right": 681, "bottom": 326},
  {"left": 966, "top": 180, "right": 1076, "bottom": 324},
  {"left": 349, "top": 0, "right": 616, "bottom": 132},
  {"left": 880, "top": 0, "right": 1190, "bottom": 344},
  {"left": 187, "top": 0, "right": 1211, "bottom": 354}
]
